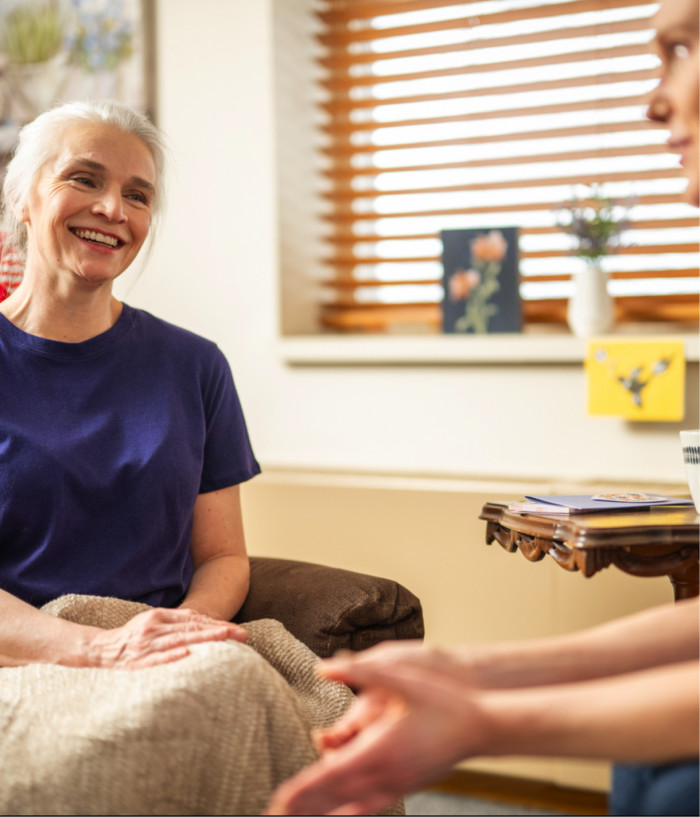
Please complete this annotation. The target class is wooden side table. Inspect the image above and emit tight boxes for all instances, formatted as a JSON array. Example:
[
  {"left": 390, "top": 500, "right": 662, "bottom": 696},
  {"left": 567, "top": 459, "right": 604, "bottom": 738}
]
[{"left": 480, "top": 503, "right": 699, "bottom": 601}]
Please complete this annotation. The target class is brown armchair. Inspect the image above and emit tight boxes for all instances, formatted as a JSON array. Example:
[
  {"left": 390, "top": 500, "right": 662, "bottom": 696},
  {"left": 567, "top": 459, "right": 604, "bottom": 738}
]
[{"left": 234, "top": 556, "right": 424, "bottom": 658}]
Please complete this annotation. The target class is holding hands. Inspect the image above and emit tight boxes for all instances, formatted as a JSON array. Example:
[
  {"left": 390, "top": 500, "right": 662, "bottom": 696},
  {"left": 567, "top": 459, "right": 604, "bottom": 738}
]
[{"left": 267, "top": 642, "right": 485, "bottom": 816}]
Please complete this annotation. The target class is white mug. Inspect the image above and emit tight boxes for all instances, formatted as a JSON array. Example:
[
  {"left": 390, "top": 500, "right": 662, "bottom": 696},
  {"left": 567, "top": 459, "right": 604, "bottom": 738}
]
[{"left": 680, "top": 430, "right": 700, "bottom": 513}]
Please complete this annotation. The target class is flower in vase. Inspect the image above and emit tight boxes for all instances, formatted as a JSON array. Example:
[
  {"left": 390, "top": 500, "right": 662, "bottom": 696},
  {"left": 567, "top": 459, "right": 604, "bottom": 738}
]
[
  {"left": 556, "top": 185, "right": 632, "bottom": 261},
  {"left": 66, "top": 0, "right": 134, "bottom": 72}
]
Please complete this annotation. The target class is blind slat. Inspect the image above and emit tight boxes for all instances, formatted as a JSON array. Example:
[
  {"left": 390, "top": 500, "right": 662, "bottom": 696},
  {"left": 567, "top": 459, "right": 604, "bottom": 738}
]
[
  {"left": 320, "top": 296, "right": 698, "bottom": 332},
  {"left": 321, "top": 193, "right": 692, "bottom": 222},
  {"left": 323, "top": 168, "right": 685, "bottom": 206},
  {"left": 320, "top": 17, "right": 651, "bottom": 69},
  {"left": 321, "top": 69, "right": 659, "bottom": 113},
  {"left": 321, "top": 268, "right": 700, "bottom": 288},
  {"left": 321, "top": 43, "right": 652, "bottom": 90},
  {"left": 318, "top": 0, "right": 652, "bottom": 44},
  {"left": 324, "top": 252, "right": 700, "bottom": 269},
  {"left": 324, "top": 144, "right": 671, "bottom": 180},
  {"left": 323, "top": 119, "right": 655, "bottom": 157},
  {"left": 326, "top": 219, "right": 700, "bottom": 244},
  {"left": 321, "top": 93, "right": 653, "bottom": 133}
]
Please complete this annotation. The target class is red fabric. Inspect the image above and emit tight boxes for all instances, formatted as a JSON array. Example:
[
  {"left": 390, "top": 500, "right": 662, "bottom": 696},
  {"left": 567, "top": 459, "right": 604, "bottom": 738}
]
[{"left": 0, "top": 232, "right": 24, "bottom": 299}]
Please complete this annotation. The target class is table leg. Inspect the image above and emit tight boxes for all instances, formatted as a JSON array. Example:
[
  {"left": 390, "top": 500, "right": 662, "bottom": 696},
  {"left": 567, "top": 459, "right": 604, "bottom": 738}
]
[{"left": 669, "top": 558, "right": 699, "bottom": 601}]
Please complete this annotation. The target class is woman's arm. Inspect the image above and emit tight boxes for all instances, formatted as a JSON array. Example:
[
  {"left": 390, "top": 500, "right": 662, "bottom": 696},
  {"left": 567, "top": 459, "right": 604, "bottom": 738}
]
[
  {"left": 300, "top": 597, "right": 698, "bottom": 697},
  {"left": 179, "top": 484, "right": 250, "bottom": 622},
  {"left": 460, "top": 595, "right": 699, "bottom": 689},
  {"left": 0, "top": 486, "right": 250, "bottom": 669},
  {"left": 0, "top": 587, "right": 246, "bottom": 670},
  {"left": 482, "top": 660, "right": 699, "bottom": 761},
  {"left": 0, "top": 588, "right": 99, "bottom": 667}
]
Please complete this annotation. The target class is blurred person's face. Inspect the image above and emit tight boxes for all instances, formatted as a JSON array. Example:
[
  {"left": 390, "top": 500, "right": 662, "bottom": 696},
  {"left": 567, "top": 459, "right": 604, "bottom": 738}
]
[{"left": 648, "top": 0, "right": 700, "bottom": 206}]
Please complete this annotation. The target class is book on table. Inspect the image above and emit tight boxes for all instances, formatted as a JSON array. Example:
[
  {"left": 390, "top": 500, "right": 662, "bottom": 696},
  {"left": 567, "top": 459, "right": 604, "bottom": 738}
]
[{"left": 508, "top": 493, "right": 694, "bottom": 515}]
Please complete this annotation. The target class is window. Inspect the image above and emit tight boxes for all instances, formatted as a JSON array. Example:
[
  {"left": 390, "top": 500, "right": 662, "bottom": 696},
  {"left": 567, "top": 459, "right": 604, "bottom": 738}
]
[{"left": 314, "top": 0, "right": 700, "bottom": 333}]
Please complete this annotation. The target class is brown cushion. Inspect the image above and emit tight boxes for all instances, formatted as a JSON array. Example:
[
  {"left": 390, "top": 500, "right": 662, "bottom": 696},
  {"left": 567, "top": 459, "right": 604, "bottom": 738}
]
[{"left": 234, "top": 557, "right": 424, "bottom": 658}]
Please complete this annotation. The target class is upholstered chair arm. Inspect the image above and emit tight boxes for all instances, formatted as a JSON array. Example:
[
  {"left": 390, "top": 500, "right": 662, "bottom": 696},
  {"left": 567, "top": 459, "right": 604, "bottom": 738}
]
[{"left": 234, "top": 556, "right": 424, "bottom": 658}]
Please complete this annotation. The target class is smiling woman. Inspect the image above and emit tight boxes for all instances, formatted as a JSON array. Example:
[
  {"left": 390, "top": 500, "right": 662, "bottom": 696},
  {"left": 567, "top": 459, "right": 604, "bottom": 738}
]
[
  {"left": 0, "top": 100, "right": 350, "bottom": 815},
  {"left": 16, "top": 123, "right": 156, "bottom": 310},
  {"left": 0, "top": 100, "right": 258, "bottom": 660},
  {"left": 0, "top": 97, "right": 258, "bottom": 654}
]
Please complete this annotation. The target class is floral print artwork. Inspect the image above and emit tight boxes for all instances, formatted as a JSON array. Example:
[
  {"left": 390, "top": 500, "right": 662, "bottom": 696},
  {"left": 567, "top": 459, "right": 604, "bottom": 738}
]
[{"left": 441, "top": 228, "right": 521, "bottom": 334}]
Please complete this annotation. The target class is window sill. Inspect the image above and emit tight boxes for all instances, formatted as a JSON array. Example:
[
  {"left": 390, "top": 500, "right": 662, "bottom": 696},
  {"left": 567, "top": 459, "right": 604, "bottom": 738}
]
[{"left": 279, "top": 325, "right": 700, "bottom": 366}]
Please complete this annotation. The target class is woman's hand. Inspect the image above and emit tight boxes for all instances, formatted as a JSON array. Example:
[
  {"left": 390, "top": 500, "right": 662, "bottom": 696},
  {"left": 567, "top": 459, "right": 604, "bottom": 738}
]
[
  {"left": 303, "top": 641, "right": 478, "bottom": 758},
  {"left": 267, "top": 646, "right": 486, "bottom": 816},
  {"left": 83, "top": 607, "right": 247, "bottom": 670}
]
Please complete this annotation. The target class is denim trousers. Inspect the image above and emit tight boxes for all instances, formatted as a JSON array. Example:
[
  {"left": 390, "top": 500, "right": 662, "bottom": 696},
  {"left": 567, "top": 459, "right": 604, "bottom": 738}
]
[{"left": 610, "top": 760, "right": 699, "bottom": 816}]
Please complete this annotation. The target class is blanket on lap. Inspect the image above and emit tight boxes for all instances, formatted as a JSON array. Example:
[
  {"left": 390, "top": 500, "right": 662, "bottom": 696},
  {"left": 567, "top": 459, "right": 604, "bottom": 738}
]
[{"left": 0, "top": 594, "right": 404, "bottom": 815}]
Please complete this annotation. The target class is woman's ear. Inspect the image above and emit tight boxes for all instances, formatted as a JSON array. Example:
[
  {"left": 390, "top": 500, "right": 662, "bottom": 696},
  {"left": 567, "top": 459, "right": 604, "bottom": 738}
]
[{"left": 13, "top": 201, "right": 29, "bottom": 225}]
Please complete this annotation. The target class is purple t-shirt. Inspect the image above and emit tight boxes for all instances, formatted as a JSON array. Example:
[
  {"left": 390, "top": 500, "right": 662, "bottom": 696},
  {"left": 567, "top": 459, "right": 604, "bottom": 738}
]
[{"left": 0, "top": 304, "right": 260, "bottom": 608}]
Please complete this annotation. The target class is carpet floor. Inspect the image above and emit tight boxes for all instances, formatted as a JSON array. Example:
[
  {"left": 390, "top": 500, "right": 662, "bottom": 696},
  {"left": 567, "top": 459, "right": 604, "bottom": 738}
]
[{"left": 405, "top": 790, "right": 563, "bottom": 815}]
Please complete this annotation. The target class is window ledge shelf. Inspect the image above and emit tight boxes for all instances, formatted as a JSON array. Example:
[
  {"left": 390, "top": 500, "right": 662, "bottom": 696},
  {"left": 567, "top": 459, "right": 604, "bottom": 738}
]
[{"left": 279, "top": 326, "right": 700, "bottom": 366}]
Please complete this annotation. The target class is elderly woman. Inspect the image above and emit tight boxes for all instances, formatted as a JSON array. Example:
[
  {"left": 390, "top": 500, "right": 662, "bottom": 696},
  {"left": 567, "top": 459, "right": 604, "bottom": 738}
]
[
  {"left": 0, "top": 100, "right": 257, "bottom": 662},
  {"left": 0, "top": 101, "right": 352, "bottom": 815},
  {"left": 267, "top": 0, "right": 700, "bottom": 815}
]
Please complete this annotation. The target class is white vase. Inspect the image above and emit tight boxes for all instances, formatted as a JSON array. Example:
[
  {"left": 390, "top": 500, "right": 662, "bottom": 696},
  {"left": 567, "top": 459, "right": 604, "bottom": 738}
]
[
  {"left": 5, "top": 53, "right": 68, "bottom": 123},
  {"left": 567, "top": 262, "right": 614, "bottom": 338}
]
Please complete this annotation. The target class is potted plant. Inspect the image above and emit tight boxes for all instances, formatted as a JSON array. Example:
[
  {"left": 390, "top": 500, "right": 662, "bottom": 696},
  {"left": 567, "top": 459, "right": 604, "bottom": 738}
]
[
  {"left": 557, "top": 186, "right": 631, "bottom": 338},
  {"left": 1, "top": 1, "right": 68, "bottom": 122}
]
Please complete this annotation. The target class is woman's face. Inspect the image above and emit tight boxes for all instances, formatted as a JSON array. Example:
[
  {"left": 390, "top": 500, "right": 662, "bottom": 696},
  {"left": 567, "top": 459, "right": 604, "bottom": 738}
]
[
  {"left": 22, "top": 121, "right": 156, "bottom": 286},
  {"left": 648, "top": 0, "right": 700, "bottom": 206}
]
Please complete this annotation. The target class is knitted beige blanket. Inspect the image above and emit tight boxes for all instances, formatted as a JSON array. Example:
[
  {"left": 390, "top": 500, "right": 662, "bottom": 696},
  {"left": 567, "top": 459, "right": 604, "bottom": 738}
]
[{"left": 0, "top": 595, "right": 403, "bottom": 816}]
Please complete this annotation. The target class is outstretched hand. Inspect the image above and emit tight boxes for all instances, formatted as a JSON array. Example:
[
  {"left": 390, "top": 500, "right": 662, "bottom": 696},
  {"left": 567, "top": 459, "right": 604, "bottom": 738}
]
[
  {"left": 266, "top": 642, "right": 486, "bottom": 815},
  {"left": 85, "top": 607, "right": 247, "bottom": 670}
]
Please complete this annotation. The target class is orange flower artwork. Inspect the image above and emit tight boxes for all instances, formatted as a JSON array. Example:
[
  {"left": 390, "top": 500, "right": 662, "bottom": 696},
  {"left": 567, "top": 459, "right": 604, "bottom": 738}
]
[{"left": 442, "top": 227, "right": 521, "bottom": 334}]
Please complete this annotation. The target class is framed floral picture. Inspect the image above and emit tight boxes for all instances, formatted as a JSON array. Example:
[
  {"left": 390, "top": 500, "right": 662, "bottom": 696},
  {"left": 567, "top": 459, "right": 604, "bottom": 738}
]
[
  {"left": 441, "top": 227, "right": 522, "bottom": 334},
  {"left": 0, "top": 0, "right": 155, "bottom": 150}
]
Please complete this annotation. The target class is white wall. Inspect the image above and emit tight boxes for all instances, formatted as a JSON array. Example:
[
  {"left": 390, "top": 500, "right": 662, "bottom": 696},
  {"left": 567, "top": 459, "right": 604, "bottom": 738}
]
[{"left": 117, "top": 0, "right": 699, "bottom": 487}]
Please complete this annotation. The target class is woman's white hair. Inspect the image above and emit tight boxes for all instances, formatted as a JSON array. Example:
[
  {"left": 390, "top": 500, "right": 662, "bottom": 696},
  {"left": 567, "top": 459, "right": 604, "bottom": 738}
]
[{"left": 1, "top": 99, "right": 167, "bottom": 258}]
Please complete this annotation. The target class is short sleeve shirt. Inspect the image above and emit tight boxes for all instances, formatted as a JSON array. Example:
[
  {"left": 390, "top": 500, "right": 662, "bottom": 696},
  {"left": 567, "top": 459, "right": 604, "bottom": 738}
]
[{"left": 0, "top": 304, "right": 260, "bottom": 608}]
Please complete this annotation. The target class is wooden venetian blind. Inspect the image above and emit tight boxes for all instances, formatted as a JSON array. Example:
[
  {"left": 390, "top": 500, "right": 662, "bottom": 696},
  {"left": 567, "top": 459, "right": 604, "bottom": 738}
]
[{"left": 315, "top": 0, "right": 700, "bottom": 332}]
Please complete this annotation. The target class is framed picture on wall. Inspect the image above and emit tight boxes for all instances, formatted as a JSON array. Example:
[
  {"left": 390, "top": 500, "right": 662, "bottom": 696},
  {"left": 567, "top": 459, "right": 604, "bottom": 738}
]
[
  {"left": 0, "top": 0, "right": 156, "bottom": 154},
  {"left": 441, "top": 227, "right": 522, "bottom": 334}
]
